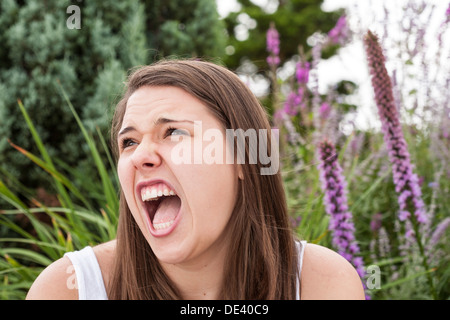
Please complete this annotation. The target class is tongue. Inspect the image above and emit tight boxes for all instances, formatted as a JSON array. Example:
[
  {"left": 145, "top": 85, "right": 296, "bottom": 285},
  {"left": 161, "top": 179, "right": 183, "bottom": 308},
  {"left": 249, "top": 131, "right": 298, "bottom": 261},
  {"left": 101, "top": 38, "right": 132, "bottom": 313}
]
[{"left": 153, "top": 196, "right": 181, "bottom": 225}]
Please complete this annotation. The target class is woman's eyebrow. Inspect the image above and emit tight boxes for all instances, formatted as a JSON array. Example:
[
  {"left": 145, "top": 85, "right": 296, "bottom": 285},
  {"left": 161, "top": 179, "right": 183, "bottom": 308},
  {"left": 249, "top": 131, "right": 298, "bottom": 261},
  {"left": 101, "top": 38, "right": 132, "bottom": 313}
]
[
  {"left": 118, "top": 118, "right": 196, "bottom": 137},
  {"left": 153, "top": 117, "right": 196, "bottom": 126},
  {"left": 118, "top": 126, "right": 136, "bottom": 137}
]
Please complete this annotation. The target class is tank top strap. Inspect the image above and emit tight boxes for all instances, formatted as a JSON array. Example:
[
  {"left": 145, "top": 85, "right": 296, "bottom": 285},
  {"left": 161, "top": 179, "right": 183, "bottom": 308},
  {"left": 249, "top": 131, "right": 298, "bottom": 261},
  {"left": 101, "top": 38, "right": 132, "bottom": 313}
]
[
  {"left": 64, "top": 246, "right": 108, "bottom": 300},
  {"left": 296, "top": 240, "right": 307, "bottom": 300}
]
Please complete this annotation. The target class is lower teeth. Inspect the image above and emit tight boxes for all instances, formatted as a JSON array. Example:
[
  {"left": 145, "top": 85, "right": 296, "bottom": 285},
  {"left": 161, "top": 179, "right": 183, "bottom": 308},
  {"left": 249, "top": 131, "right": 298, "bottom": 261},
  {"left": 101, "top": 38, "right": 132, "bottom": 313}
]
[{"left": 153, "top": 220, "right": 174, "bottom": 230}]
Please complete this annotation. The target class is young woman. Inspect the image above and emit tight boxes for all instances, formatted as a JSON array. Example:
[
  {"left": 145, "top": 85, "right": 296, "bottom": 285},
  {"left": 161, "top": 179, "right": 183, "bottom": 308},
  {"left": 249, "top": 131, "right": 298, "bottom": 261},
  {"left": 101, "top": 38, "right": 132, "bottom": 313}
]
[{"left": 26, "top": 60, "right": 365, "bottom": 300}]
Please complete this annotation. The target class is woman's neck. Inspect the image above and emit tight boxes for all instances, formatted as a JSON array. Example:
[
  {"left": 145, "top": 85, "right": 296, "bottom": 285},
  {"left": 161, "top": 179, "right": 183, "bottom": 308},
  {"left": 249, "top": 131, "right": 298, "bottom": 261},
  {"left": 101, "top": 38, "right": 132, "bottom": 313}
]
[{"left": 160, "top": 240, "right": 229, "bottom": 300}]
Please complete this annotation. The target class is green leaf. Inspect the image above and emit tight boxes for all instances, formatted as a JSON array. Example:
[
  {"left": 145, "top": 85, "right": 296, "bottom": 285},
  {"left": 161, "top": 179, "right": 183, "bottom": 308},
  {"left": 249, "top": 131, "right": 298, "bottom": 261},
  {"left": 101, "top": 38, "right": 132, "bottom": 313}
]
[
  {"left": 381, "top": 268, "right": 436, "bottom": 290},
  {"left": 1, "top": 248, "right": 52, "bottom": 267},
  {"left": 16, "top": 100, "right": 75, "bottom": 210}
]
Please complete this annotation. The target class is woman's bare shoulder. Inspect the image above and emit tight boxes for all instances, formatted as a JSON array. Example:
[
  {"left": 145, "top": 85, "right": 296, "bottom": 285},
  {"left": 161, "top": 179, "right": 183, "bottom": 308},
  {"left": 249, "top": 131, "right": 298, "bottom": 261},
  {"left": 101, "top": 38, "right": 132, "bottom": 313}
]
[
  {"left": 300, "top": 243, "right": 366, "bottom": 300},
  {"left": 26, "top": 240, "right": 116, "bottom": 300},
  {"left": 26, "top": 254, "right": 78, "bottom": 300},
  {"left": 92, "top": 239, "right": 116, "bottom": 285}
]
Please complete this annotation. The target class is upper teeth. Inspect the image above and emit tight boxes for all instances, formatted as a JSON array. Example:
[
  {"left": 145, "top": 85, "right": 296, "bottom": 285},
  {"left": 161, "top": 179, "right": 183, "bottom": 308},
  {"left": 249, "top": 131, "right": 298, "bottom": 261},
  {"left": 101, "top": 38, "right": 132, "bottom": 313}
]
[{"left": 141, "top": 184, "right": 176, "bottom": 202}]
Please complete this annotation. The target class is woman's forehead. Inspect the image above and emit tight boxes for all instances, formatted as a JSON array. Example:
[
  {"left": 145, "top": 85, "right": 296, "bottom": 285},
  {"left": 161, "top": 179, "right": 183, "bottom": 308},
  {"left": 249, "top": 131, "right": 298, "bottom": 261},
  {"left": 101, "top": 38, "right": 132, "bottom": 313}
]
[
  {"left": 121, "top": 86, "right": 221, "bottom": 129},
  {"left": 126, "top": 87, "right": 200, "bottom": 113}
]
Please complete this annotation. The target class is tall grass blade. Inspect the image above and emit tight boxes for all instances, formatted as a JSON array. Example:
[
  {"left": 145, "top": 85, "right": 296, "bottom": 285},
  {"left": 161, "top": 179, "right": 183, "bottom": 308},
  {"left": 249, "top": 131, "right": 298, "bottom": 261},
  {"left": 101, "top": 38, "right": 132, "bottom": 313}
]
[{"left": 57, "top": 82, "right": 119, "bottom": 224}]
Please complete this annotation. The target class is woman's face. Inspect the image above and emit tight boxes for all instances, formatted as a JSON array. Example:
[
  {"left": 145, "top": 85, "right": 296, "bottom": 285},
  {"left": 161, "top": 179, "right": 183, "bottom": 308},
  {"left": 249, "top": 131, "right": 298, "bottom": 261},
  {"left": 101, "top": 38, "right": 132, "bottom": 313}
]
[{"left": 117, "top": 86, "right": 239, "bottom": 266}]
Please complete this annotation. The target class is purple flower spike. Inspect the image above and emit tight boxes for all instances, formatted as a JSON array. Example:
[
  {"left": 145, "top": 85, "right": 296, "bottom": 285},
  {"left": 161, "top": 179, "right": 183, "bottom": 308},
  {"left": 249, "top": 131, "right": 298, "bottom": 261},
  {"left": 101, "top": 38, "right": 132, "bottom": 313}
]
[
  {"left": 364, "top": 31, "right": 429, "bottom": 229},
  {"left": 328, "top": 15, "right": 349, "bottom": 45},
  {"left": 370, "top": 213, "right": 383, "bottom": 232},
  {"left": 317, "top": 139, "right": 365, "bottom": 279},
  {"left": 295, "top": 61, "right": 310, "bottom": 84},
  {"left": 319, "top": 102, "right": 331, "bottom": 120},
  {"left": 266, "top": 22, "right": 280, "bottom": 67},
  {"left": 430, "top": 217, "right": 450, "bottom": 245},
  {"left": 283, "top": 92, "right": 301, "bottom": 116}
]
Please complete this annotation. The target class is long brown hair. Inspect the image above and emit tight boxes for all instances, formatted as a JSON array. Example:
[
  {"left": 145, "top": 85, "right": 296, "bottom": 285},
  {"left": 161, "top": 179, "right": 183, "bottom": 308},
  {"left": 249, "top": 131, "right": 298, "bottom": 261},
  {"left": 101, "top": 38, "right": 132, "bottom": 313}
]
[{"left": 108, "top": 59, "right": 299, "bottom": 299}]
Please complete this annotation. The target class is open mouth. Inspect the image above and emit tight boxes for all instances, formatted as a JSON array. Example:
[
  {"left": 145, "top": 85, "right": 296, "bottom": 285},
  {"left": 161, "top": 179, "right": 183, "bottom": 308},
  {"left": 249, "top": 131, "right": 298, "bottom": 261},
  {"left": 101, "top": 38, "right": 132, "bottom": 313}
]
[{"left": 141, "top": 183, "right": 182, "bottom": 232}]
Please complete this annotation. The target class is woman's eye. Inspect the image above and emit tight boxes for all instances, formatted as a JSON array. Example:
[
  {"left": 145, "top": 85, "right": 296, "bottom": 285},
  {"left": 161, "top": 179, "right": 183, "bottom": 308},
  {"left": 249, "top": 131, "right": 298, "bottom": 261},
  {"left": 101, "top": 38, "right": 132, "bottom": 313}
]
[
  {"left": 165, "top": 127, "right": 189, "bottom": 138},
  {"left": 121, "top": 138, "right": 137, "bottom": 149}
]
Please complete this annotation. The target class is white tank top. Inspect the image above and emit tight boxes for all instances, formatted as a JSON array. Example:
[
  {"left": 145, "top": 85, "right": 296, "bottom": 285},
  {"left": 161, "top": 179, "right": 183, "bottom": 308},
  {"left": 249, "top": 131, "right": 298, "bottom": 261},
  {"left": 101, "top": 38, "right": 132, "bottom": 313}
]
[
  {"left": 64, "top": 240, "right": 307, "bottom": 300},
  {"left": 64, "top": 247, "right": 108, "bottom": 300}
]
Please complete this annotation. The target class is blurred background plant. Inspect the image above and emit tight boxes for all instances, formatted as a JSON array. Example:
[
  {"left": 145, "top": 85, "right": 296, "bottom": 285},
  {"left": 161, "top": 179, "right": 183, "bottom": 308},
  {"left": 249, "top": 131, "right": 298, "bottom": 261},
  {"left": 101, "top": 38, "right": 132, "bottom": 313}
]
[{"left": 0, "top": 0, "right": 449, "bottom": 300}]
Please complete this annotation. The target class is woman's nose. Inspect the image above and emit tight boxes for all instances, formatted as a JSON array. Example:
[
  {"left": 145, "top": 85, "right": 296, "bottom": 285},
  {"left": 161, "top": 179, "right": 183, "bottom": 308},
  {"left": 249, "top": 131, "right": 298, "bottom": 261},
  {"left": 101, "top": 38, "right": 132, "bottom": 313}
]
[{"left": 130, "top": 138, "right": 162, "bottom": 170}]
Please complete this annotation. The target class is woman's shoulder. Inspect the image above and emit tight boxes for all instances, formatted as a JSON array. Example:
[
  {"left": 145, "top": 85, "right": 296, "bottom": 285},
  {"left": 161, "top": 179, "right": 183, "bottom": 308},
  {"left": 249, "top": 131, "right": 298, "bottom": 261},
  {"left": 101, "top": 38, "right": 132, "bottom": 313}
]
[
  {"left": 26, "top": 240, "right": 116, "bottom": 300},
  {"left": 26, "top": 251, "right": 78, "bottom": 299},
  {"left": 300, "top": 243, "right": 366, "bottom": 300},
  {"left": 92, "top": 239, "right": 116, "bottom": 286}
]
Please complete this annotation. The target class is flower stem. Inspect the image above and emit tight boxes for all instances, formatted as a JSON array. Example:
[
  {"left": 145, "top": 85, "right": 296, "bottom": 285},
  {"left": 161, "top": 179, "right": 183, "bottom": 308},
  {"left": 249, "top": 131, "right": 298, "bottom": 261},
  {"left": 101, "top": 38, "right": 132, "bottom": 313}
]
[{"left": 408, "top": 205, "right": 438, "bottom": 299}]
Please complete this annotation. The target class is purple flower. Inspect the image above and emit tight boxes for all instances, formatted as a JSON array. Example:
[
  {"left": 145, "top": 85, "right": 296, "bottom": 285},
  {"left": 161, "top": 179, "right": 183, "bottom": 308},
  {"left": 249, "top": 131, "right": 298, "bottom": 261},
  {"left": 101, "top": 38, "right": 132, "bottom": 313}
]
[
  {"left": 266, "top": 22, "right": 280, "bottom": 67},
  {"left": 430, "top": 217, "right": 450, "bottom": 245},
  {"left": 283, "top": 91, "right": 301, "bottom": 116},
  {"left": 446, "top": 3, "right": 450, "bottom": 16},
  {"left": 295, "top": 61, "right": 310, "bottom": 84},
  {"left": 282, "top": 60, "right": 310, "bottom": 117},
  {"left": 370, "top": 213, "right": 383, "bottom": 232},
  {"left": 364, "top": 31, "right": 429, "bottom": 229},
  {"left": 328, "top": 15, "right": 349, "bottom": 45},
  {"left": 319, "top": 102, "right": 331, "bottom": 120},
  {"left": 282, "top": 86, "right": 307, "bottom": 117},
  {"left": 317, "top": 139, "right": 365, "bottom": 279},
  {"left": 290, "top": 216, "right": 302, "bottom": 229},
  {"left": 266, "top": 56, "right": 280, "bottom": 66}
]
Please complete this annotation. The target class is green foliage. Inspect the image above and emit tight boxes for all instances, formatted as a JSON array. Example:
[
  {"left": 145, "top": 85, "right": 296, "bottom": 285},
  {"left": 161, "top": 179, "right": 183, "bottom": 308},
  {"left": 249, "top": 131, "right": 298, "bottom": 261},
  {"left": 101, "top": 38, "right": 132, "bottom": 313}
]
[
  {"left": 222, "top": 0, "right": 341, "bottom": 69},
  {"left": 0, "top": 0, "right": 225, "bottom": 192},
  {"left": 0, "top": 96, "right": 118, "bottom": 300},
  {"left": 143, "top": 0, "right": 226, "bottom": 60}
]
